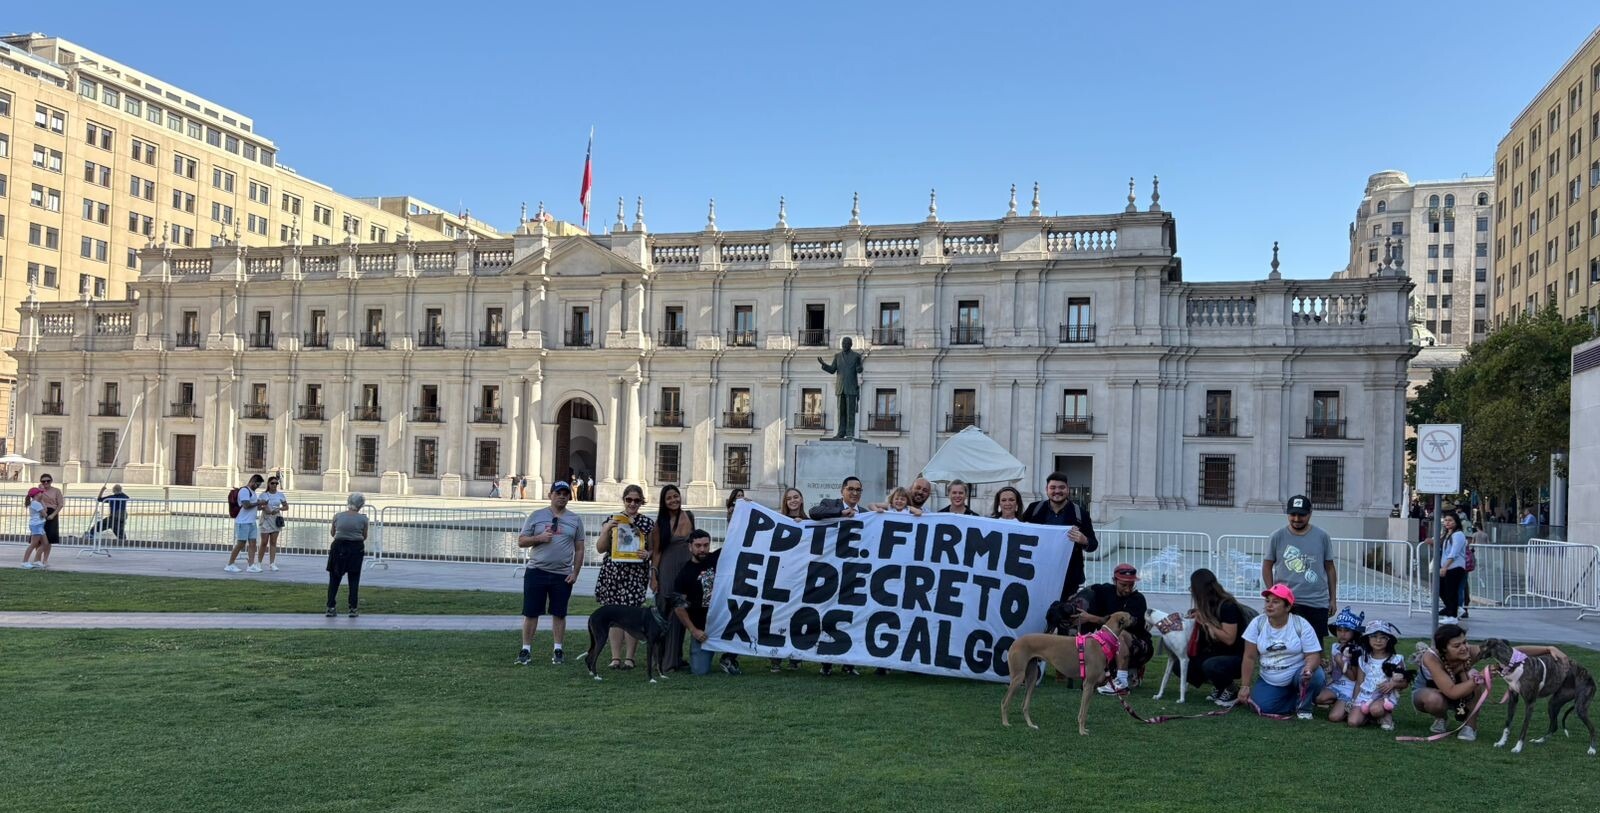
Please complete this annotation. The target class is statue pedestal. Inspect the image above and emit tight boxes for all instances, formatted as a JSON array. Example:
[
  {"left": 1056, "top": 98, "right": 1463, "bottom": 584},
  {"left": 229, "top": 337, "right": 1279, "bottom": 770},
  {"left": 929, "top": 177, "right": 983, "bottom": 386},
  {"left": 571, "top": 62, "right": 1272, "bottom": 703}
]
[{"left": 795, "top": 439, "right": 890, "bottom": 505}]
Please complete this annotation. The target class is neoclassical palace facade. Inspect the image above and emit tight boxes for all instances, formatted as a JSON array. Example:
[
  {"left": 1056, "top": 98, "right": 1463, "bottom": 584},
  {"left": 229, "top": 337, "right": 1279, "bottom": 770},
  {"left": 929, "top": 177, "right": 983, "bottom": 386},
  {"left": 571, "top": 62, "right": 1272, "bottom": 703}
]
[{"left": 9, "top": 189, "right": 1415, "bottom": 519}]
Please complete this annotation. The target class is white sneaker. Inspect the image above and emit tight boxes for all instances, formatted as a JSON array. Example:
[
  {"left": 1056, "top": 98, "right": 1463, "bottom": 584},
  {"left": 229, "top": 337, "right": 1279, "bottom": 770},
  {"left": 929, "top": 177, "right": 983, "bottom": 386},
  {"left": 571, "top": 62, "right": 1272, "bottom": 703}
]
[
  {"left": 247, "top": 564, "right": 263, "bottom": 573},
  {"left": 1437, "top": 616, "right": 1458, "bottom": 626},
  {"left": 1097, "top": 678, "right": 1129, "bottom": 695},
  {"left": 1430, "top": 718, "right": 1449, "bottom": 734},
  {"left": 269, "top": 563, "right": 280, "bottom": 572},
  {"left": 224, "top": 564, "right": 242, "bottom": 573},
  {"left": 1296, "top": 711, "right": 1314, "bottom": 721},
  {"left": 20, "top": 562, "right": 36, "bottom": 569},
  {"left": 1457, "top": 725, "right": 1477, "bottom": 742}
]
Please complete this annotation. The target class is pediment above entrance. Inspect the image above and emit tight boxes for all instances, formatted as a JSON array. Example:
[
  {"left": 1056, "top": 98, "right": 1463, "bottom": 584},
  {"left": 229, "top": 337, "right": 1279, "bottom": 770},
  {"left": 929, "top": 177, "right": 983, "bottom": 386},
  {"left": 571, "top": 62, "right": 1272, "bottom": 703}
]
[{"left": 503, "top": 237, "right": 647, "bottom": 278}]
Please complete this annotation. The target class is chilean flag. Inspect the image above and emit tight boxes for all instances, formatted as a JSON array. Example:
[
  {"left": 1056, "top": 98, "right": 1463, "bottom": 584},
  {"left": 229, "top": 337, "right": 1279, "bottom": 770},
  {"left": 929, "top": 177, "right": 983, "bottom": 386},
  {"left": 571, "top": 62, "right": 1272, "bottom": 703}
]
[{"left": 579, "top": 128, "right": 593, "bottom": 229}]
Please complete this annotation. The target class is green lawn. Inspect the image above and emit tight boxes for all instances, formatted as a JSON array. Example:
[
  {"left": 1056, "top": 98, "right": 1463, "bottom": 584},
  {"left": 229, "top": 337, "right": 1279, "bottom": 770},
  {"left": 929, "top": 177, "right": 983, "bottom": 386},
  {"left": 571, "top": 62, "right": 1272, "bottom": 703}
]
[
  {"left": 0, "top": 570, "right": 599, "bottom": 617},
  {"left": 1, "top": 629, "right": 1596, "bottom": 813}
]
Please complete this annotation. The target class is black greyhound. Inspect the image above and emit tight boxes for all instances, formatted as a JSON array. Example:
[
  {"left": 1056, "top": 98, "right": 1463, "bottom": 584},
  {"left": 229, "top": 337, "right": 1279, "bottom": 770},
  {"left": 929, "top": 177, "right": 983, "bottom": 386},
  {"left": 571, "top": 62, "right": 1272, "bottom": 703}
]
[{"left": 585, "top": 593, "right": 689, "bottom": 684}]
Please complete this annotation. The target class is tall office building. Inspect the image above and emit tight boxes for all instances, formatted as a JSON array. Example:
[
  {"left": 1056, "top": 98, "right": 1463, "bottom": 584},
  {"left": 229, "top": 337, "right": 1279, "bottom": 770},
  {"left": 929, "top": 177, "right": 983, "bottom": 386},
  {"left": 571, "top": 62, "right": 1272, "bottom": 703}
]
[
  {"left": 1490, "top": 26, "right": 1600, "bottom": 327},
  {"left": 0, "top": 32, "right": 501, "bottom": 453}
]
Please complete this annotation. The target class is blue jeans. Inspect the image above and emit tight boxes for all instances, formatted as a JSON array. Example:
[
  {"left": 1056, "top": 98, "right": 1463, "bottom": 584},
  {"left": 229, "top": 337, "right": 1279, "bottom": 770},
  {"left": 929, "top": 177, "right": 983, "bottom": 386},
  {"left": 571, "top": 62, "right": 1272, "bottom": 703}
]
[{"left": 1250, "top": 667, "right": 1326, "bottom": 714}]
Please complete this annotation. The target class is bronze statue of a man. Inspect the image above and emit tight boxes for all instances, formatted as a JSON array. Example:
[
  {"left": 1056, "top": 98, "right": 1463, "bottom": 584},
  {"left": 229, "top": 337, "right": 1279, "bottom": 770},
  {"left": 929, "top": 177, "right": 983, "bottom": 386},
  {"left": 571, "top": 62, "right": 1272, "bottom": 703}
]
[{"left": 818, "top": 336, "right": 863, "bottom": 440}]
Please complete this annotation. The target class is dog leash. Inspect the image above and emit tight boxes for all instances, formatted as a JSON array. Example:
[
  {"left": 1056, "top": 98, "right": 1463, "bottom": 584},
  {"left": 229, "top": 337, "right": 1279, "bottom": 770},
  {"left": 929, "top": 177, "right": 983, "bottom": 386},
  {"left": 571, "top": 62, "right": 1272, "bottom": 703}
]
[
  {"left": 1110, "top": 675, "right": 1310, "bottom": 724},
  {"left": 1394, "top": 666, "right": 1494, "bottom": 743}
]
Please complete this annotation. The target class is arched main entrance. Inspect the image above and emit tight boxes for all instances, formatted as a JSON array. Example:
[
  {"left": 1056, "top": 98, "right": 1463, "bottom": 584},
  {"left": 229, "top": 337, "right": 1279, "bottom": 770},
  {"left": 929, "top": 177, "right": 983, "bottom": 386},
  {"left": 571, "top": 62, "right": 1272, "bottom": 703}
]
[{"left": 554, "top": 398, "right": 599, "bottom": 488}]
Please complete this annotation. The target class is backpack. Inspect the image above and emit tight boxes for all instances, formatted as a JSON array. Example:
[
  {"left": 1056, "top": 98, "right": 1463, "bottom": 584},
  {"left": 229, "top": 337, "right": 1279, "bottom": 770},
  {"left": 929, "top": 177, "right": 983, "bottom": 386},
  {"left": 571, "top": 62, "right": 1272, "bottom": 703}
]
[
  {"left": 1464, "top": 544, "right": 1477, "bottom": 573},
  {"left": 228, "top": 488, "right": 244, "bottom": 519}
]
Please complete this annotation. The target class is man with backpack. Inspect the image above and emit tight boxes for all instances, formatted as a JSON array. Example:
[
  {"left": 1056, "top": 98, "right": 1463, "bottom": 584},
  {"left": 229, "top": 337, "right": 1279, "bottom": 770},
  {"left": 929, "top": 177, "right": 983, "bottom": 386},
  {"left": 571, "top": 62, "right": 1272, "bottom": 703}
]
[
  {"left": 1021, "top": 471, "right": 1099, "bottom": 602},
  {"left": 224, "top": 474, "right": 267, "bottom": 573}
]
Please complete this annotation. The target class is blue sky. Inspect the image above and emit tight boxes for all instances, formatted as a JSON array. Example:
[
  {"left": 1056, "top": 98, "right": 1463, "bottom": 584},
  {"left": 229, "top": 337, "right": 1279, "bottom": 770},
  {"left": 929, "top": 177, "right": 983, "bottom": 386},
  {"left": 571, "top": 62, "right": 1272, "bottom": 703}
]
[{"left": 11, "top": 1, "right": 1596, "bottom": 279}]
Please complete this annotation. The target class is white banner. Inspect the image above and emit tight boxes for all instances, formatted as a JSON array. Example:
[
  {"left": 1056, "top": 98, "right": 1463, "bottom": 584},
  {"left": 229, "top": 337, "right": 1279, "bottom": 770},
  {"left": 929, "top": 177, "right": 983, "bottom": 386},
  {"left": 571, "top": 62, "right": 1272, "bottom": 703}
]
[{"left": 704, "top": 501, "right": 1072, "bottom": 682}]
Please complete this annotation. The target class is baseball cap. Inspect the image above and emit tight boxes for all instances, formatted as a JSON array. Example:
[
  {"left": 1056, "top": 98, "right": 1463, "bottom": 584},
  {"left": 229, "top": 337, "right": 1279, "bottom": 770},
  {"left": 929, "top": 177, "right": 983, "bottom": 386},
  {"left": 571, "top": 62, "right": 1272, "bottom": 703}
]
[
  {"left": 1112, "top": 564, "right": 1139, "bottom": 584},
  {"left": 1261, "top": 583, "right": 1296, "bottom": 605},
  {"left": 550, "top": 481, "right": 572, "bottom": 493},
  {"left": 1286, "top": 495, "right": 1312, "bottom": 515}
]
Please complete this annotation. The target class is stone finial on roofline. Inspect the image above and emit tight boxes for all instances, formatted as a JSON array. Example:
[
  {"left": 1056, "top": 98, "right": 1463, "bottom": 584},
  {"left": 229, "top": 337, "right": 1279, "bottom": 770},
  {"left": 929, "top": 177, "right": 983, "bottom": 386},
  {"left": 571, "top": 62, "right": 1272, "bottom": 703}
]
[
  {"left": 1030, "top": 181, "right": 1041, "bottom": 217},
  {"left": 849, "top": 191, "right": 861, "bottom": 226},
  {"left": 1150, "top": 175, "right": 1162, "bottom": 212},
  {"left": 1126, "top": 177, "right": 1137, "bottom": 213},
  {"left": 1007, "top": 183, "right": 1018, "bottom": 217},
  {"left": 1269, "top": 241, "right": 1281, "bottom": 280},
  {"left": 634, "top": 196, "right": 647, "bottom": 232},
  {"left": 926, "top": 188, "right": 939, "bottom": 223},
  {"left": 706, "top": 198, "right": 718, "bottom": 233},
  {"left": 777, "top": 196, "right": 788, "bottom": 228}
]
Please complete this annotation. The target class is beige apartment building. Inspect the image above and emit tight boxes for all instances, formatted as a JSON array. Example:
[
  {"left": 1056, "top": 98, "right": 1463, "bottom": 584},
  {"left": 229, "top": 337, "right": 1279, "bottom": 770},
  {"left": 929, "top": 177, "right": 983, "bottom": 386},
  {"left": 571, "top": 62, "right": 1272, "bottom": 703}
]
[
  {"left": 0, "top": 33, "right": 501, "bottom": 453},
  {"left": 1490, "top": 25, "right": 1600, "bottom": 327}
]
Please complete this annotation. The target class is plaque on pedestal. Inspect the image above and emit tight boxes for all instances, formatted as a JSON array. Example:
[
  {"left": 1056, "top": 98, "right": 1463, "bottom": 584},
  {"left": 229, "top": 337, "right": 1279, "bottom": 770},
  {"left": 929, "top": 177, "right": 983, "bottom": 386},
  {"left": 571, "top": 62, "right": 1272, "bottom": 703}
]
[{"left": 795, "top": 440, "right": 890, "bottom": 506}]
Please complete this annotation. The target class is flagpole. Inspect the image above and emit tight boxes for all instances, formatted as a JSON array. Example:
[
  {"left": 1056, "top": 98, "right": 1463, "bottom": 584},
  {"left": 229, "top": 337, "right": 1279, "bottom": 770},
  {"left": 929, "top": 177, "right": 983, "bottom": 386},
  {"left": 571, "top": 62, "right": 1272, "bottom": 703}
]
[{"left": 580, "top": 126, "right": 594, "bottom": 230}]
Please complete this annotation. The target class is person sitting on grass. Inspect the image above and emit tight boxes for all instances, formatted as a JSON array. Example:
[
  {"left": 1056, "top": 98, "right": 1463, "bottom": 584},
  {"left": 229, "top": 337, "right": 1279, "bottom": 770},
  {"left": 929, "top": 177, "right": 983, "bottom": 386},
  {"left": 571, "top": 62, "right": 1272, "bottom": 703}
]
[
  {"left": 1320, "top": 607, "right": 1365, "bottom": 722},
  {"left": 1237, "top": 583, "right": 1326, "bottom": 720},
  {"left": 1347, "top": 620, "right": 1407, "bottom": 731},
  {"left": 325, "top": 493, "right": 369, "bottom": 618},
  {"left": 673, "top": 530, "right": 740, "bottom": 676}
]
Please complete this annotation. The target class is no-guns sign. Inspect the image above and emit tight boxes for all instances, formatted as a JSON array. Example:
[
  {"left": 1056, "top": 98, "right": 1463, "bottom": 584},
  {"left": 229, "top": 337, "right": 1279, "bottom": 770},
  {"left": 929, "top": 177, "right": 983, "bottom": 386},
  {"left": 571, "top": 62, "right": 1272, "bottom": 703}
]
[{"left": 704, "top": 501, "right": 1071, "bottom": 682}]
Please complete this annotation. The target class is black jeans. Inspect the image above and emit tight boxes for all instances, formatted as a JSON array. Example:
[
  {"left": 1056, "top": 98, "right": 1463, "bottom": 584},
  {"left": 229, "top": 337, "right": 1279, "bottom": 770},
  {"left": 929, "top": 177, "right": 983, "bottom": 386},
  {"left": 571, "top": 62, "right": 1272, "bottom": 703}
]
[
  {"left": 43, "top": 516, "right": 60, "bottom": 547},
  {"left": 1290, "top": 604, "right": 1330, "bottom": 640},
  {"left": 1441, "top": 568, "right": 1466, "bottom": 617},
  {"left": 327, "top": 569, "right": 361, "bottom": 609},
  {"left": 1187, "top": 654, "right": 1244, "bottom": 691}
]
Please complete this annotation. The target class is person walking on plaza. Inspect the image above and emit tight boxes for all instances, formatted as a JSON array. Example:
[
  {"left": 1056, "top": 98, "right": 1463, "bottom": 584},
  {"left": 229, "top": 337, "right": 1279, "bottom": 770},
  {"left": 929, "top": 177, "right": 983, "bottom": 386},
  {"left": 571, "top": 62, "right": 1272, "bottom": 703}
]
[
  {"left": 1261, "top": 495, "right": 1337, "bottom": 638},
  {"left": 517, "top": 481, "right": 586, "bottom": 666},
  {"left": 325, "top": 493, "right": 369, "bottom": 617},
  {"left": 20, "top": 490, "right": 49, "bottom": 569},
  {"left": 84, "top": 484, "right": 130, "bottom": 544},
  {"left": 258, "top": 476, "right": 288, "bottom": 571},
  {"left": 652, "top": 484, "right": 697, "bottom": 672},
  {"left": 489, "top": 478, "right": 501, "bottom": 499},
  {"left": 224, "top": 475, "right": 266, "bottom": 573},
  {"left": 1021, "top": 471, "right": 1099, "bottom": 602},
  {"left": 35, "top": 474, "right": 63, "bottom": 552},
  {"left": 594, "top": 484, "right": 654, "bottom": 670}
]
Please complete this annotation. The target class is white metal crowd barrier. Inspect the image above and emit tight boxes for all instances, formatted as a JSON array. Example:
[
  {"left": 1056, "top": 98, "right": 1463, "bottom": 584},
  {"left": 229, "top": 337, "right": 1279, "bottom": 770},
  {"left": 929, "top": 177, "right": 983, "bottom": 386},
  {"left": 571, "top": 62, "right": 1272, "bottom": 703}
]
[
  {"left": 1213, "top": 535, "right": 1416, "bottom": 608},
  {"left": 1413, "top": 539, "right": 1600, "bottom": 619}
]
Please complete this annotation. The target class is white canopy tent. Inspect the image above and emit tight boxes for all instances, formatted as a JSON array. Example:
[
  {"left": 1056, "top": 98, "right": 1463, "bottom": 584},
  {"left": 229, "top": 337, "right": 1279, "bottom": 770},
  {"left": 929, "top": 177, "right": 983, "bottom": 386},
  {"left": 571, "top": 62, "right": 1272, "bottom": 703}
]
[{"left": 918, "top": 426, "right": 1027, "bottom": 485}]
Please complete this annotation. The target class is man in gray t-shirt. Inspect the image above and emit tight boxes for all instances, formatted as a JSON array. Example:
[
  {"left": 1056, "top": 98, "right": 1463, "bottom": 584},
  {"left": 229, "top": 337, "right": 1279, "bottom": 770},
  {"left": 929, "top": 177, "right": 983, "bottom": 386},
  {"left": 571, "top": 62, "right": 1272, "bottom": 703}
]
[
  {"left": 1261, "top": 495, "right": 1338, "bottom": 639},
  {"left": 515, "top": 481, "right": 586, "bottom": 666}
]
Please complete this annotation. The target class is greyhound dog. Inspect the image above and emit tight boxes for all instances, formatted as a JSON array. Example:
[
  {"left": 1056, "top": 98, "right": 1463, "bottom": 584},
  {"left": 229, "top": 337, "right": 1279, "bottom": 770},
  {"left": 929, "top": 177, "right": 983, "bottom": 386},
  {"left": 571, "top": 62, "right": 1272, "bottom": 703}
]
[
  {"left": 1146, "top": 608, "right": 1192, "bottom": 704},
  {"left": 1479, "top": 638, "right": 1597, "bottom": 756},
  {"left": 584, "top": 593, "right": 689, "bottom": 684},
  {"left": 1001, "top": 611, "right": 1133, "bottom": 735}
]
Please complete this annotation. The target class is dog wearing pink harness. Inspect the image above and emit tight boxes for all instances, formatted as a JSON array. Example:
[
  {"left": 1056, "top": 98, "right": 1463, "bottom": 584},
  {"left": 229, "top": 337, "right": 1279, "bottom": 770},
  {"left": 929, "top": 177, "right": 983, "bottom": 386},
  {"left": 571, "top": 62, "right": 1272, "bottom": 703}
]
[{"left": 1001, "top": 611, "right": 1134, "bottom": 736}]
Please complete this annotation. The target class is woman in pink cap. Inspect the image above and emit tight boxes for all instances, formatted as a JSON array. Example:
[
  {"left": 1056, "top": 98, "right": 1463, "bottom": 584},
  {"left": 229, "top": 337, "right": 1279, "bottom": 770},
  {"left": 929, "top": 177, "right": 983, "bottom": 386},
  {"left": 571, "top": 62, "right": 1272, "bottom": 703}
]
[{"left": 1237, "top": 583, "right": 1326, "bottom": 718}]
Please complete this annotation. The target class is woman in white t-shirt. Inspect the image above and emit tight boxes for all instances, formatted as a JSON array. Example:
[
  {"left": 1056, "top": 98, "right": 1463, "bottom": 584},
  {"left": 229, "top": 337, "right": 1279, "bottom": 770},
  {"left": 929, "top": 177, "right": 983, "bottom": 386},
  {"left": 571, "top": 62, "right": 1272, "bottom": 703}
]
[
  {"left": 21, "top": 496, "right": 49, "bottom": 569},
  {"left": 1237, "top": 583, "right": 1326, "bottom": 718},
  {"left": 258, "top": 476, "right": 290, "bottom": 571}
]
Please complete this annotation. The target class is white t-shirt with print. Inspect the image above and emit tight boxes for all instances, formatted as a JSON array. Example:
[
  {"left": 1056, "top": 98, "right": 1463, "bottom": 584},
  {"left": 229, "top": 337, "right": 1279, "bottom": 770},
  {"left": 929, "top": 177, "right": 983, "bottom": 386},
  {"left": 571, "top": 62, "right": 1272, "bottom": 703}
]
[
  {"left": 235, "top": 487, "right": 258, "bottom": 525},
  {"left": 1243, "top": 614, "right": 1321, "bottom": 687}
]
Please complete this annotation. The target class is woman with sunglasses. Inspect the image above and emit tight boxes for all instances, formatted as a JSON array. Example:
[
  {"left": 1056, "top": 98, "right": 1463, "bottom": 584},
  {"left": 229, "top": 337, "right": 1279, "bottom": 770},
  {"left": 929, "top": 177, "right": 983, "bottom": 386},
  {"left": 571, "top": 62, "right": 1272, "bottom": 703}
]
[
  {"left": 258, "top": 476, "right": 289, "bottom": 571},
  {"left": 595, "top": 484, "right": 654, "bottom": 670}
]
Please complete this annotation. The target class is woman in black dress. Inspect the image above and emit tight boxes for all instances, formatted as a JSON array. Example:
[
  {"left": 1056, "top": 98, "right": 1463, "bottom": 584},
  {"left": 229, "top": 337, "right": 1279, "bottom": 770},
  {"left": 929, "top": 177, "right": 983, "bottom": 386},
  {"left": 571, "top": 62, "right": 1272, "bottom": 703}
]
[
  {"left": 650, "top": 484, "right": 696, "bottom": 672},
  {"left": 595, "top": 484, "right": 654, "bottom": 669}
]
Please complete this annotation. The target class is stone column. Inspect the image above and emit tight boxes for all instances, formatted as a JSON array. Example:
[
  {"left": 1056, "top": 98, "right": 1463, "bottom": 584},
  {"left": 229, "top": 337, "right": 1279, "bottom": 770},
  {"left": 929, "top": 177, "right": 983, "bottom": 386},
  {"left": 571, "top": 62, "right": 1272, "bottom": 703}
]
[
  {"left": 525, "top": 375, "right": 544, "bottom": 494},
  {"left": 624, "top": 374, "right": 643, "bottom": 484},
  {"left": 597, "top": 377, "right": 621, "bottom": 486}
]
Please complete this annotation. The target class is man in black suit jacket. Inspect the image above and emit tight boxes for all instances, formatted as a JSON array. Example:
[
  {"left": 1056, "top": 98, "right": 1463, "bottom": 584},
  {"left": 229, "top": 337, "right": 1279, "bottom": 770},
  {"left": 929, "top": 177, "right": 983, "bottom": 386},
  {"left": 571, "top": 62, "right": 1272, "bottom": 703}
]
[
  {"left": 1021, "top": 471, "right": 1099, "bottom": 602},
  {"left": 810, "top": 476, "right": 865, "bottom": 520}
]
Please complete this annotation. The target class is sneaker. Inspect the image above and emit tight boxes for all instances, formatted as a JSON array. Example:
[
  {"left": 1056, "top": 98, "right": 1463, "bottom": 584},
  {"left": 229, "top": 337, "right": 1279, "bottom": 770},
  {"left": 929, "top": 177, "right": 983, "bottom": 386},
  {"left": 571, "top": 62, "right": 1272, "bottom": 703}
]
[
  {"left": 1297, "top": 711, "right": 1314, "bottom": 721},
  {"left": 35, "top": 562, "right": 47, "bottom": 569},
  {"left": 224, "top": 564, "right": 242, "bottom": 573},
  {"left": 1381, "top": 720, "right": 1395, "bottom": 731},
  {"left": 247, "top": 564, "right": 263, "bottom": 573},
  {"left": 841, "top": 665, "right": 861, "bottom": 676},
  {"left": 770, "top": 660, "right": 784, "bottom": 674},
  {"left": 1457, "top": 725, "right": 1477, "bottom": 742},
  {"left": 788, "top": 659, "right": 801, "bottom": 670},
  {"left": 875, "top": 667, "right": 890, "bottom": 676},
  {"left": 551, "top": 650, "right": 565, "bottom": 666},
  {"left": 20, "top": 562, "right": 35, "bottom": 569},
  {"left": 820, "top": 664, "right": 833, "bottom": 676},
  {"left": 325, "top": 607, "right": 337, "bottom": 618},
  {"left": 269, "top": 563, "right": 280, "bottom": 572},
  {"left": 1437, "top": 615, "right": 1458, "bottom": 626},
  {"left": 348, "top": 608, "right": 359, "bottom": 618},
  {"left": 516, "top": 649, "right": 532, "bottom": 666},
  {"left": 1430, "top": 718, "right": 1449, "bottom": 735},
  {"left": 1098, "top": 678, "right": 1129, "bottom": 696},
  {"left": 1213, "top": 688, "right": 1239, "bottom": 708},
  {"left": 1204, "top": 689, "right": 1223, "bottom": 704},
  {"left": 721, "top": 658, "right": 742, "bottom": 676}
]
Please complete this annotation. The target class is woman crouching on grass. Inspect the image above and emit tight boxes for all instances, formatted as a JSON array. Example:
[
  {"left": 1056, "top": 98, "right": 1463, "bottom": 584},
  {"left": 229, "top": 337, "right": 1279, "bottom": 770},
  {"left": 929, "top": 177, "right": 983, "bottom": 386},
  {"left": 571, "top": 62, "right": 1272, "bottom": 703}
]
[
  {"left": 594, "top": 484, "right": 654, "bottom": 670},
  {"left": 325, "top": 493, "right": 369, "bottom": 618},
  {"left": 1412, "top": 623, "right": 1569, "bottom": 740}
]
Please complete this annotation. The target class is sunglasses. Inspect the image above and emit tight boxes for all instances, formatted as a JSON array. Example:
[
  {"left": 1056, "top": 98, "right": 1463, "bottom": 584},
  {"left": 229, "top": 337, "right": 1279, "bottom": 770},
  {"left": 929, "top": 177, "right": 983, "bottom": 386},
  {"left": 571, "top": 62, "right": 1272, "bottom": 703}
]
[
  {"left": 623, "top": 497, "right": 644, "bottom": 504},
  {"left": 1115, "top": 570, "right": 1136, "bottom": 577}
]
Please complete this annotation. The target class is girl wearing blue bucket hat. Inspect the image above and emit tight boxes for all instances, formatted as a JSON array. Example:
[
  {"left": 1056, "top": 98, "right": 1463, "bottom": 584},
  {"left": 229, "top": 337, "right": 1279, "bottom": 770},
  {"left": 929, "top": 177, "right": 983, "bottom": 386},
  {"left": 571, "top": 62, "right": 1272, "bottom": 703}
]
[{"left": 1320, "top": 606, "right": 1366, "bottom": 722}]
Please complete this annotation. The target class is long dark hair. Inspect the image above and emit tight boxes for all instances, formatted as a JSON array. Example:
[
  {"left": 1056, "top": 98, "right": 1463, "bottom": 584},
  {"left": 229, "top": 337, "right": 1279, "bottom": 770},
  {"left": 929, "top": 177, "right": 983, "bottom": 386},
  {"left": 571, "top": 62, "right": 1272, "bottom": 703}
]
[
  {"left": 726, "top": 488, "right": 745, "bottom": 519},
  {"left": 1189, "top": 568, "right": 1242, "bottom": 630},
  {"left": 990, "top": 486, "right": 1023, "bottom": 518},
  {"left": 657, "top": 484, "right": 688, "bottom": 541}
]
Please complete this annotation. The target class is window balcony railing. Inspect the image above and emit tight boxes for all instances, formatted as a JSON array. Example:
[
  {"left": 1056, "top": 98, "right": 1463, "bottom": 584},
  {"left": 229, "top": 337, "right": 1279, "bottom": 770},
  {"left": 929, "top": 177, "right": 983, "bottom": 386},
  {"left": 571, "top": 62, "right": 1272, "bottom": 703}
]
[
  {"left": 871, "top": 327, "right": 904, "bottom": 346},
  {"left": 946, "top": 413, "right": 979, "bottom": 432},
  {"left": 175, "top": 331, "right": 201, "bottom": 348},
  {"left": 654, "top": 410, "right": 684, "bottom": 427},
  {"left": 723, "top": 410, "right": 755, "bottom": 429},
  {"left": 248, "top": 331, "right": 274, "bottom": 349},
  {"left": 564, "top": 329, "right": 593, "bottom": 348},
  {"left": 479, "top": 330, "right": 507, "bottom": 348},
  {"left": 417, "top": 329, "right": 446, "bottom": 348},
  {"left": 1307, "top": 417, "right": 1347, "bottom": 439},
  {"left": 241, "top": 403, "right": 271, "bottom": 420},
  {"left": 412, "top": 406, "right": 442, "bottom": 423},
  {"left": 352, "top": 406, "right": 383, "bottom": 422},
  {"left": 658, "top": 329, "right": 687, "bottom": 347},
  {"left": 1199, "top": 416, "right": 1238, "bottom": 437},
  {"left": 302, "top": 331, "right": 329, "bottom": 348},
  {"left": 793, "top": 412, "right": 827, "bottom": 431},
  {"left": 950, "top": 325, "right": 984, "bottom": 345},
  {"left": 1056, "top": 414, "right": 1093, "bottom": 435},
  {"left": 726, "top": 329, "right": 758, "bottom": 348},
  {"left": 298, "top": 404, "right": 325, "bottom": 420},
  {"left": 360, "top": 331, "right": 387, "bottom": 348},
  {"left": 169, "top": 402, "right": 197, "bottom": 418},
  {"left": 474, "top": 406, "right": 503, "bottom": 424},
  {"left": 41, "top": 400, "right": 66, "bottom": 416},
  {"left": 868, "top": 412, "right": 902, "bottom": 432},
  {"left": 98, "top": 401, "right": 122, "bottom": 417},
  {"left": 1059, "top": 323, "right": 1096, "bottom": 344},
  {"left": 797, "top": 328, "right": 830, "bottom": 347}
]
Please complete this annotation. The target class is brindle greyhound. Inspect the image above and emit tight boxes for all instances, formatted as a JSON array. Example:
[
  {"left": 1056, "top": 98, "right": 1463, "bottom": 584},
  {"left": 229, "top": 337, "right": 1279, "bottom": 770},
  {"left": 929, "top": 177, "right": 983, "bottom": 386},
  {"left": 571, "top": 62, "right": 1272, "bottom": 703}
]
[
  {"left": 584, "top": 593, "right": 689, "bottom": 684},
  {"left": 1479, "top": 637, "right": 1597, "bottom": 756},
  {"left": 1002, "top": 612, "right": 1133, "bottom": 735}
]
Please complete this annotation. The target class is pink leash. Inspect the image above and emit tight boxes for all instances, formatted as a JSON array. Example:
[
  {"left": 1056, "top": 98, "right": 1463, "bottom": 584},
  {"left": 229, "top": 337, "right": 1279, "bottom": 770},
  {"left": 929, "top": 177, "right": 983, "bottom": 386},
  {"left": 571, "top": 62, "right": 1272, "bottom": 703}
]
[
  {"left": 1112, "top": 674, "right": 1311, "bottom": 724},
  {"left": 1394, "top": 666, "right": 1495, "bottom": 743}
]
